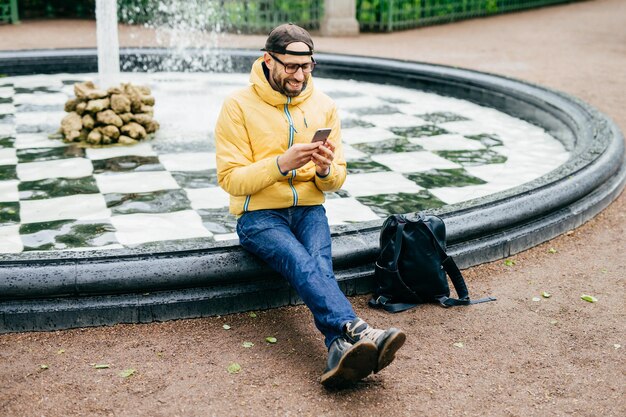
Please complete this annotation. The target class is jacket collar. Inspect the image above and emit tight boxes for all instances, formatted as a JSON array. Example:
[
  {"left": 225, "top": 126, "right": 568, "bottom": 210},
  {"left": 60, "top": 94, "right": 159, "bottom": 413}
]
[{"left": 250, "top": 57, "right": 314, "bottom": 107}]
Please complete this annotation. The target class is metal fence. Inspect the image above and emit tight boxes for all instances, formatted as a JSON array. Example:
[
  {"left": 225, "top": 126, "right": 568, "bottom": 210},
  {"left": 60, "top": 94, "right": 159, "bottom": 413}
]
[
  {"left": 357, "top": 0, "right": 575, "bottom": 31},
  {"left": 218, "top": 0, "right": 323, "bottom": 33}
]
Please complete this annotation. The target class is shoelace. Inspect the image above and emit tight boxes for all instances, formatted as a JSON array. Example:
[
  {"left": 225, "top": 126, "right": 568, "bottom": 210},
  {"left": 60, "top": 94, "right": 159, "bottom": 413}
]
[{"left": 346, "top": 320, "right": 385, "bottom": 343}]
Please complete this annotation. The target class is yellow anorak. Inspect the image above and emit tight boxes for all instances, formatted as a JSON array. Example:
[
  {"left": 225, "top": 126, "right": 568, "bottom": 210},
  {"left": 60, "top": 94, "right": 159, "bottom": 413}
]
[{"left": 215, "top": 57, "right": 347, "bottom": 216}]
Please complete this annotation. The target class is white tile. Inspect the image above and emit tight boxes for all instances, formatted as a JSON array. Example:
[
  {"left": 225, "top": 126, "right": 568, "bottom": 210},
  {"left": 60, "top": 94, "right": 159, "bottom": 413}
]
[
  {"left": 360, "top": 113, "right": 428, "bottom": 129},
  {"left": 408, "top": 134, "right": 485, "bottom": 151},
  {"left": 0, "top": 148, "right": 17, "bottom": 165},
  {"left": 0, "top": 225, "right": 23, "bottom": 253},
  {"left": 153, "top": 95, "right": 214, "bottom": 142},
  {"left": 13, "top": 93, "right": 68, "bottom": 106},
  {"left": 85, "top": 142, "right": 156, "bottom": 160},
  {"left": 17, "top": 158, "right": 93, "bottom": 182},
  {"left": 11, "top": 75, "right": 64, "bottom": 89},
  {"left": 0, "top": 180, "right": 19, "bottom": 202},
  {"left": 342, "top": 127, "right": 401, "bottom": 145},
  {"left": 323, "top": 197, "right": 381, "bottom": 225},
  {"left": 15, "top": 111, "right": 66, "bottom": 126},
  {"left": 159, "top": 152, "right": 216, "bottom": 172},
  {"left": 439, "top": 120, "right": 492, "bottom": 136},
  {"left": 429, "top": 182, "right": 514, "bottom": 205},
  {"left": 465, "top": 158, "right": 557, "bottom": 185},
  {"left": 371, "top": 151, "right": 461, "bottom": 173},
  {"left": 213, "top": 232, "right": 238, "bottom": 242},
  {"left": 94, "top": 171, "right": 179, "bottom": 194},
  {"left": 19, "top": 194, "right": 111, "bottom": 224},
  {"left": 14, "top": 133, "right": 68, "bottom": 149},
  {"left": 0, "top": 124, "right": 15, "bottom": 137},
  {"left": 334, "top": 95, "right": 387, "bottom": 111},
  {"left": 0, "top": 87, "right": 13, "bottom": 98},
  {"left": 185, "top": 187, "right": 230, "bottom": 209},
  {"left": 111, "top": 210, "right": 212, "bottom": 246},
  {"left": 342, "top": 172, "right": 423, "bottom": 197},
  {"left": 0, "top": 103, "right": 15, "bottom": 115},
  {"left": 342, "top": 144, "right": 368, "bottom": 161}
]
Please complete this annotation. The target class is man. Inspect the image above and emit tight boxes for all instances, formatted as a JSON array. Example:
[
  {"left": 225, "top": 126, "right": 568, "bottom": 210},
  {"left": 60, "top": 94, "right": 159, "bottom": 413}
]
[{"left": 215, "top": 23, "right": 405, "bottom": 387}]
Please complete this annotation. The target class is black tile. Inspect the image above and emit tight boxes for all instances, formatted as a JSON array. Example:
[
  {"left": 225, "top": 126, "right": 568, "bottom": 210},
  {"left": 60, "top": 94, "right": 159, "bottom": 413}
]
[
  {"left": 434, "top": 149, "right": 507, "bottom": 167},
  {"left": 417, "top": 111, "right": 470, "bottom": 123},
  {"left": 15, "top": 103, "right": 64, "bottom": 112},
  {"left": 390, "top": 124, "right": 449, "bottom": 138},
  {"left": 198, "top": 208, "right": 237, "bottom": 234},
  {"left": 341, "top": 118, "right": 375, "bottom": 129},
  {"left": 0, "top": 136, "right": 15, "bottom": 148},
  {"left": 405, "top": 169, "right": 487, "bottom": 188},
  {"left": 0, "top": 202, "right": 20, "bottom": 223},
  {"left": 465, "top": 133, "right": 504, "bottom": 147},
  {"left": 18, "top": 177, "right": 99, "bottom": 200},
  {"left": 352, "top": 138, "right": 424, "bottom": 155},
  {"left": 349, "top": 105, "right": 399, "bottom": 116},
  {"left": 91, "top": 156, "right": 163, "bottom": 173},
  {"left": 171, "top": 170, "right": 218, "bottom": 189},
  {"left": 16, "top": 124, "right": 59, "bottom": 134},
  {"left": 347, "top": 160, "right": 391, "bottom": 174},
  {"left": 357, "top": 191, "right": 445, "bottom": 217},
  {"left": 105, "top": 189, "right": 192, "bottom": 215},
  {"left": 0, "top": 165, "right": 17, "bottom": 181},
  {"left": 378, "top": 96, "right": 410, "bottom": 105},
  {"left": 20, "top": 219, "right": 118, "bottom": 251},
  {"left": 16, "top": 145, "right": 84, "bottom": 163},
  {"left": 326, "top": 91, "right": 365, "bottom": 99}
]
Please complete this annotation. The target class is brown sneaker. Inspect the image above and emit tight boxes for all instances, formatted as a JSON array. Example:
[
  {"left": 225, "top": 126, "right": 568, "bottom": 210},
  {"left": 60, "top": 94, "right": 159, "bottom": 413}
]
[
  {"left": 344, "top": 318, "right": 406, "bottom": 373},
  {"left": 320, "top": 338, "right": 377, "bottom": 388}
]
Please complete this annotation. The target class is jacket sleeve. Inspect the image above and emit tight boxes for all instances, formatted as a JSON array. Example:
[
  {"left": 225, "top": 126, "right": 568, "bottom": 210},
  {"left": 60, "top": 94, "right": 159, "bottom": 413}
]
[
  {"left": 215, "top": 97, "right": 290, "bottom": 197},
  {"left": 314, "top": 103, "right": 347, "bottom": 192}
]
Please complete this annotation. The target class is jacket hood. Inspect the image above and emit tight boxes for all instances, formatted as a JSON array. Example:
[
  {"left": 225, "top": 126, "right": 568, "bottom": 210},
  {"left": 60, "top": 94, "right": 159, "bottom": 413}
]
[{"left": 250, "top": 56, "right": 314, "bottom": 107}]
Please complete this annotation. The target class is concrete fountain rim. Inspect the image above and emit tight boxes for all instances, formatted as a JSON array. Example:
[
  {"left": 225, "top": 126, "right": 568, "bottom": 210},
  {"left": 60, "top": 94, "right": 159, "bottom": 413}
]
[{"left": 0, "top": 49, "right": 623, "bottom": 324}]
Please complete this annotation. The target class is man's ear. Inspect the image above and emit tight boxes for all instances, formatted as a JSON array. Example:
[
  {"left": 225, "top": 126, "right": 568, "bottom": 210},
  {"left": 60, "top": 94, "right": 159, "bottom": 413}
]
[{"left": 263, "top": 52, "right": 272, "bottom": 67}]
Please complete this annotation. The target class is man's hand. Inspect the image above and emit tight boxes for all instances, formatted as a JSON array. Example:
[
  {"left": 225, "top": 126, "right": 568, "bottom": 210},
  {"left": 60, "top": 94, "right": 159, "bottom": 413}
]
[
  {"left": 312, "top": 139, "right": 335, "bottom": 177},
  {"left": 277, "top": 142, "right": 322, "bottom": 173}
]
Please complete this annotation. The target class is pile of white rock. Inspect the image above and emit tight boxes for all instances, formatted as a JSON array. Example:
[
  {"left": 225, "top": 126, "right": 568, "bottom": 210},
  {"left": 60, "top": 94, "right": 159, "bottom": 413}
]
[{"left": 59, "top": 81, "right": 159, "bottom": 145}]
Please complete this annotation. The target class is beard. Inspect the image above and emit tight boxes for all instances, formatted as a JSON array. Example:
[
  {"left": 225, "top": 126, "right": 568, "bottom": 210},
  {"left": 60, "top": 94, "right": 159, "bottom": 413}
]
[{"left": 271, "top": 70, "right": 308, "bottom": 97}]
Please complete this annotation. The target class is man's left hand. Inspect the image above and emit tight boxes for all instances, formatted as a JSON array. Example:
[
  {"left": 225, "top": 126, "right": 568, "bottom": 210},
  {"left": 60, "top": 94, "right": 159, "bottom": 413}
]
[{"left": 312, "top": 139, "right": 335, "bottom": 177}]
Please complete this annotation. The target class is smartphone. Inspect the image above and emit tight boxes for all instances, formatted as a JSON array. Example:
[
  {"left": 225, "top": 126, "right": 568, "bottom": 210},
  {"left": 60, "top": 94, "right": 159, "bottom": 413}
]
[{"left": 311, "top": 128, "right": 332, "bottom": 144}]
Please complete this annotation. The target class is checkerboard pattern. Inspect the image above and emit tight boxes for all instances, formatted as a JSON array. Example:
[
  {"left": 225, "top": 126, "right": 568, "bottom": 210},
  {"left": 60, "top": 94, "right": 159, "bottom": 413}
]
[{"left": 0, "top": 73, "right": 568, "bottom": 253}]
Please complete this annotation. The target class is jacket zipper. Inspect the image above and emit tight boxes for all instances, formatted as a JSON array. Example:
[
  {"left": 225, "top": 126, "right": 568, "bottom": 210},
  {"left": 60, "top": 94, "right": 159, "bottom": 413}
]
[{"left": 284, "top": 98, "right": 298, "bottom": 207}]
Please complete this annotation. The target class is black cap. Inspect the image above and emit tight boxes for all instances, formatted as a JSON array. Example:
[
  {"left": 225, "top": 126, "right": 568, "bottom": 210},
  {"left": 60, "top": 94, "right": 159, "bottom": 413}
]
[{"left": 261, "top": 23, "right": 314, "bottom": 56}]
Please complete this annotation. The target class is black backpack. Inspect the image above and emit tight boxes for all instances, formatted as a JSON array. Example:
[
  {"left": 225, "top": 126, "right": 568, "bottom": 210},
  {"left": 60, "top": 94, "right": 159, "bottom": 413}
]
[{"left": 369, "top": 213, "right": 496, "bottom": 313}]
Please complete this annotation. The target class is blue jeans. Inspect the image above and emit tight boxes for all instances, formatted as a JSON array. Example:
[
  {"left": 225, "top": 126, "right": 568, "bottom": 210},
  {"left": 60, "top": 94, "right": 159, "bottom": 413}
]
[{"left": 236, "top": 205, "right": 356, "bottom": 349}]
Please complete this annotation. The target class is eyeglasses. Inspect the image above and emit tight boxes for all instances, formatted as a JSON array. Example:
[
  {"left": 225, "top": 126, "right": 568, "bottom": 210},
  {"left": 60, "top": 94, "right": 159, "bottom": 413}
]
[{"left": 268, "top": 53, "right": 316, "bottom": 74}]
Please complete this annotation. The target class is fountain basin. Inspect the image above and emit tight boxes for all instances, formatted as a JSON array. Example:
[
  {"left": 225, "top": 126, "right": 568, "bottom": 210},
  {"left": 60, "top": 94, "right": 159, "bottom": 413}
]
[{"left": 0, "top": 49, "right": 624, "bottom": 332}]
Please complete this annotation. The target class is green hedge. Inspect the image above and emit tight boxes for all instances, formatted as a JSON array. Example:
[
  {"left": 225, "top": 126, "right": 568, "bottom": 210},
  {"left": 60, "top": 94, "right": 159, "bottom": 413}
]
[
  {"left": 16, "top": 0, "right": 93, "bottom": 19},
  {"left": 357, "top": 0, "right": 574, "bottom": 31}
]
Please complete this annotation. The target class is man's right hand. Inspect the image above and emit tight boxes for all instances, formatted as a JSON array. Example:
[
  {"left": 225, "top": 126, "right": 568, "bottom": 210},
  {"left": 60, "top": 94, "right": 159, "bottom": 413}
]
[{"left": 277, "top": 142, "right": 322, "bottom": 173}]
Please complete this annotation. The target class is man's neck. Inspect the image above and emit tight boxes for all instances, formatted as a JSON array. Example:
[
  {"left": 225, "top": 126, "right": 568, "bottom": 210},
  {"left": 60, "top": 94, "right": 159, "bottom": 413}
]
[{"left": 261, "top": 61, "right": 280, "bottom": 93}]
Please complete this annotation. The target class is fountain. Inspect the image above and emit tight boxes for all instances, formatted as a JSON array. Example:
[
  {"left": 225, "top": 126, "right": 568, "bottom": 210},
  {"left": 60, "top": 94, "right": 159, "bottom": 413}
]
[
  {"left": 0, "top": 6, "right": 624, "bottom": 332},
  {"left": 96, "top": 0, "right": 120, "bottom": 89}
]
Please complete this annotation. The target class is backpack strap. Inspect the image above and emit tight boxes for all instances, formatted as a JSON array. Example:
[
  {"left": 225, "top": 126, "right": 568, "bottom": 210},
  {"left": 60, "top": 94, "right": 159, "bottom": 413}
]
[
  {"left": 368, "top": 295, "right": 418, "bottom": 313},
  {"left": 441, "top": 255, "right": 469, "bottom": 300},
  {"left": 418, "top": 221, "right": 497, "bottom": 307}
]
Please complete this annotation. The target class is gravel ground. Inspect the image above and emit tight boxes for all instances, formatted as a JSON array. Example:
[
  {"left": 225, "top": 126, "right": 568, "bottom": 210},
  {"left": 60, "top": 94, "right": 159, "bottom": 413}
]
[{"left": 0, "top": 0, "right": 624, "bottom": 416}]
